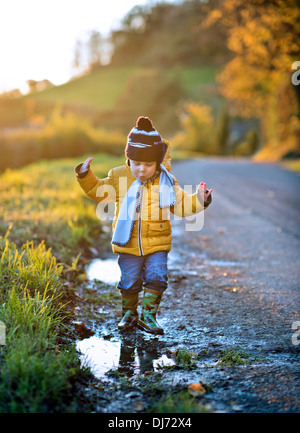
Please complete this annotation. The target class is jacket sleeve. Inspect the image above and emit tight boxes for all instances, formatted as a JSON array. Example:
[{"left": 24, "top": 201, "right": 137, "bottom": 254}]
[
  {"left": 161, "top": 139, "right": 171, "bottom": 172},
  {"left": 170, "top": 176, "right": 212, "bottom": 217},
  {"left": 75, "top": 163, "right": 116, "bottom": 203}
]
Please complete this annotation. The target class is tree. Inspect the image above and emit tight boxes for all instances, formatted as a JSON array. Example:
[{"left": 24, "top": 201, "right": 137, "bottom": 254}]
[
  {"left": 203, "top": 0, "right": 300, "bottom": 115},
  {"left": 27, "top": 79, "right": 53, "bottom": 93},
  {"left": 109, "top": 0, "right": 229, "bottom": 67},
  {"left": 203, "top": 0, "right": 300, "bottom": 158},
  {"left": 178, "top": 102, "right": 216, "bottom": 154},
  {"left": 215, "top": 104, "right": 231, "bottom": 155},
  {"left": 72, "top": 39, "right": 83, "bottom": 75},
  {"left": 87, "top": 30, "right": 103, "bottom": 70}
]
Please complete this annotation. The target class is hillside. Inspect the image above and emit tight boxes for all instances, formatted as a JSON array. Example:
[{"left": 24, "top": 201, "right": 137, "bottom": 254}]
[
  {"left": 26, "top": 65, "right": 220, "bottom": 112},
  {"left": 21, "top": 64, "right": 222, "bottom": 137},
  {"left": 26, "top": 67, "right": 137, "bottom": 111}
]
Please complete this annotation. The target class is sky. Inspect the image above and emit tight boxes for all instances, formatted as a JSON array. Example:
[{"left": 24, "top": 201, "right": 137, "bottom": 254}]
[{"left": 0, "top": 0, "right": 174, "bottom": 94}]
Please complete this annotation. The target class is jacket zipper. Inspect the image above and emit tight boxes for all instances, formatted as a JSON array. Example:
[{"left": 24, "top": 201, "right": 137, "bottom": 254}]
[{"left": 138, "top": 186, "right": 144, "bottom": 256}]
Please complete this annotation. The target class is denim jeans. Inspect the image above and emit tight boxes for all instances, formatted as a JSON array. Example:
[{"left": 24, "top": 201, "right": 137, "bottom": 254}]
[{"left": 117, "top": 251, "right": 168, "bottom": 295}]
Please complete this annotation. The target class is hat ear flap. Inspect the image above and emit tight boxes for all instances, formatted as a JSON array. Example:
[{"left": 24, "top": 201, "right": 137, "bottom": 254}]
[{"left": 160, "top": 141, "right": 168, "bottom": 162}]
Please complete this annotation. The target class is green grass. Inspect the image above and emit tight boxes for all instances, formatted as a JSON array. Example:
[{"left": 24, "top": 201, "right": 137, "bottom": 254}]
[
  {"left": 26, "top": 66, "right": 219, "bottom": 111},
  {"left": 0, "top": 152, "right": 122, "bottom": 412},
  {"left": 171, "top": 66, "right": 219, "bottom": 93},
  {"left": 174, "top": 348, "right": 198, "bottom": 369},
  {"left": 157, "top": 348, "right": 199, "bottom": 371},
  {"left": 216, "top": 346, "right": 266, "bottom": 367},
  {"left": 27, "top": 66, "right": 138, "bottom": 110},
  {"left": 0, "top": 236, "right": 90, "bottom": 413}
]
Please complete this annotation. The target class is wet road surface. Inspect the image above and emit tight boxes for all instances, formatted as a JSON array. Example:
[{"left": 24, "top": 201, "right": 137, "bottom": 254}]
[{"left": 77, "top": 158, "right": 300, "bottom": 413}]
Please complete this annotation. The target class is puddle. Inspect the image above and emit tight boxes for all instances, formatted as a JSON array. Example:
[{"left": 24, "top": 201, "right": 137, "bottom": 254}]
[
  {"left": 86, "top": 258, "right": 120, "bottom": 285},
  {"left": 86, "top": 253, "right": 201, "bottom": 284},
  {"left": 82, "top": 252, "right": 244, "bottom": 380},
  {"left": 85, "top": 254, "right": 245, "bottom": 289},
  {"left": 76, "top": 335, "right": 176, "bottom": 379},
  {"left": 82, "top": 257, "right": 177, "bottom": 378},
  {"left": 77, "top": 336, "right": 121, "bottom": 378},
  {"left": 86, "top": 255, "right": 182, "bottom": 284}
]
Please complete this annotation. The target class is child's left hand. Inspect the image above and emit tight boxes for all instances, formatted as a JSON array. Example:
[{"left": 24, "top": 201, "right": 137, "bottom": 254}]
[{"left": 198, "top": 182, "right": 212, "bottom": 202}]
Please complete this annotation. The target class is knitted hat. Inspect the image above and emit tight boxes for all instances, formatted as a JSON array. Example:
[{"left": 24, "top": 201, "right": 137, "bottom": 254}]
[{"left": 125, "top": 116, "right": 167, "bottom": 163}]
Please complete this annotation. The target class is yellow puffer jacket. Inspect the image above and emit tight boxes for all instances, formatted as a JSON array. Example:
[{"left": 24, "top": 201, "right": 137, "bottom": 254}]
[{"left": 75, "top": 144, "right": 211, "bottom": 256}]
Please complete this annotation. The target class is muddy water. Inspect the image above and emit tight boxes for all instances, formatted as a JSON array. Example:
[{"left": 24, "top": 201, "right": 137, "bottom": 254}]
[
  {"left": 77, "top": 336, "right": 121, "bottom": 377},
  {"left": 77, "top": 332, "right": 176, "bottom": 379},
  {"left": 77, "top": 254, "right": 178, "bottom": 379},
  {"left": 77, "top": 249, "right": 250, "bottom": 381},
  {"left": 77, "top": 251, "right": 260, "bottom": 379}
]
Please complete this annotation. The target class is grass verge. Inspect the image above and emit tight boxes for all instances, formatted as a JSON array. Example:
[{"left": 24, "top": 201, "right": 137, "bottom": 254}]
[
  {"left": 0, "top": 153, "right": 121, "bottom": 412},
  {"left": 0, "top": 236, "right": 91, "bottom": 412},
  {"left": 0, "top": 152, "right": 124, "bottom": 263}
]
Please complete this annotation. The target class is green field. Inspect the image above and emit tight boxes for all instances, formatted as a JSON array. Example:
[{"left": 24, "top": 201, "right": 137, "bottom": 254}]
[
  {"left": 0, "top": 65, "right": 222, "bottom": 172},
  {"left": 26, "top": 67, "right": 137, "bottom": 110},
  {"left": 27, "top": 65, "right": 219, "bottom": 111}
]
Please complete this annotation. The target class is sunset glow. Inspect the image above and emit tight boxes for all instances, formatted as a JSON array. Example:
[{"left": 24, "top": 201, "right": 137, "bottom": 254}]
[{"left": 0, "top": 0, "right": 157, "bottom": 93}]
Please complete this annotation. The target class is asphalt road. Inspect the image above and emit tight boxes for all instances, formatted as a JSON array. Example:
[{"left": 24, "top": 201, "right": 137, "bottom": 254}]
[{"left": 171, "top": 158, "right": 300, "bottom": 322}]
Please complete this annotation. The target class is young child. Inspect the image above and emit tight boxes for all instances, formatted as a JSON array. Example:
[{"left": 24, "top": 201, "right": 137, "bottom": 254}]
[{"left": 75, "top": 116, "right": 212, "bottom": 335}]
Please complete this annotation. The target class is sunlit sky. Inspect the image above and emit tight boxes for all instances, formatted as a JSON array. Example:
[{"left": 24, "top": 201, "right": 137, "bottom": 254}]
[{"left": 0, "top": 0, "right": 175, "bottom": 94}]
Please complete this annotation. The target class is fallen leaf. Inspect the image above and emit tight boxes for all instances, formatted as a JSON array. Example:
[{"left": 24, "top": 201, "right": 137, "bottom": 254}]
[
  {"left": 90, "top": 384, "right": 104, "bottom": 391},
  {"left": 188, "top": 383, "right": 206, "bottom": 397}
]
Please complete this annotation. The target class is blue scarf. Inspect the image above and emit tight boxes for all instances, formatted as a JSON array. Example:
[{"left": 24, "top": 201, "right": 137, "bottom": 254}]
[{"left": 112, "top": 164, "right": 176, "bottom": 247}]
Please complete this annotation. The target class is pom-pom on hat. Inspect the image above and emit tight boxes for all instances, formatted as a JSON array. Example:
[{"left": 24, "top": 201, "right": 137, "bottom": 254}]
[{"left": 125, "top": 116, "right": 167, "bottom": 163}]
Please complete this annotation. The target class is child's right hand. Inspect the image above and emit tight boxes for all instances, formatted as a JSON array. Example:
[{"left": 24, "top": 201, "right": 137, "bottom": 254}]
[{"left": 80, "top": 157, "right": 93, "bottom": 173}]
